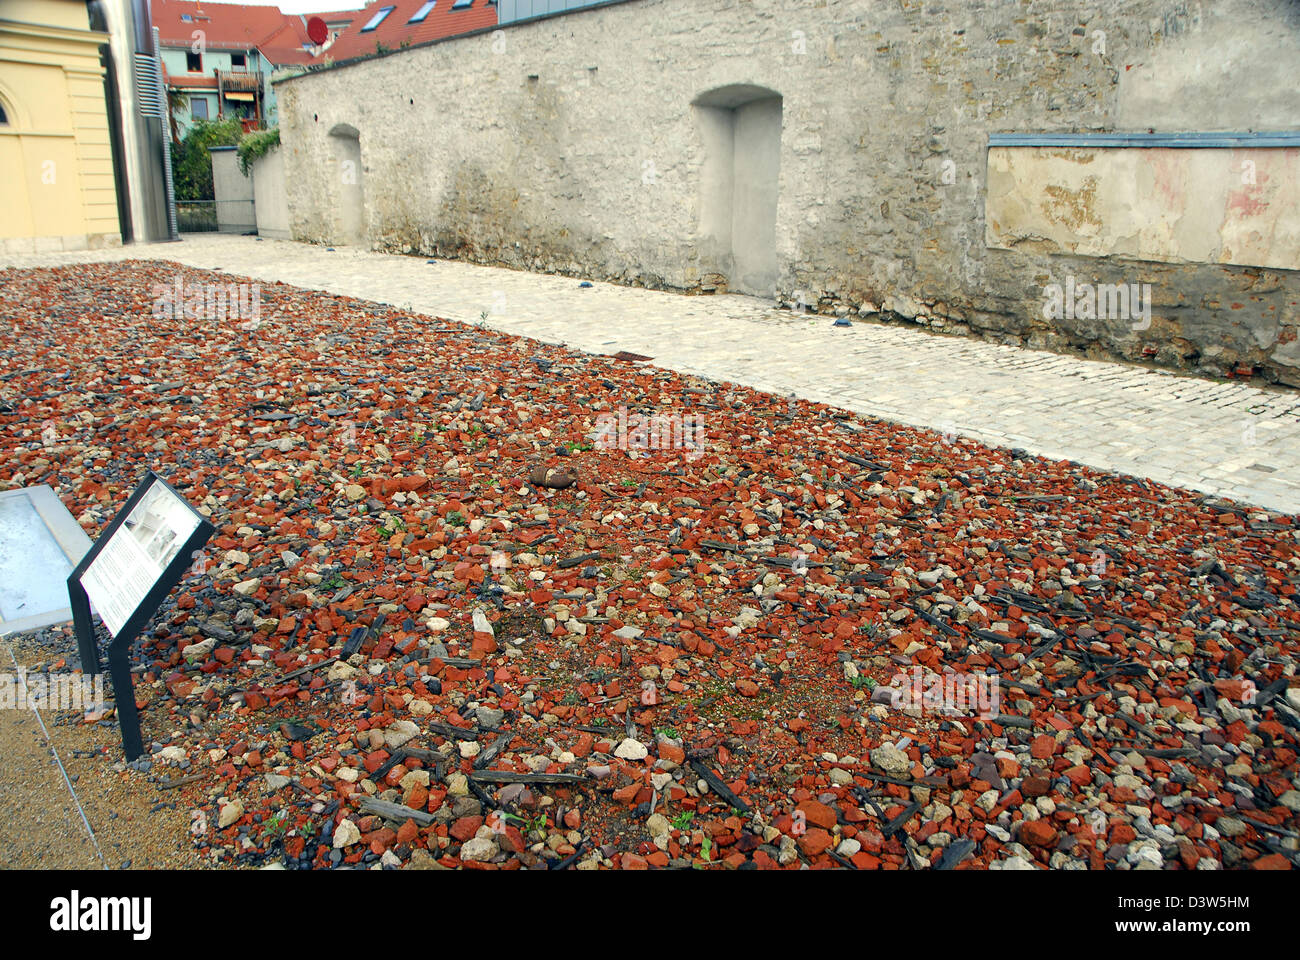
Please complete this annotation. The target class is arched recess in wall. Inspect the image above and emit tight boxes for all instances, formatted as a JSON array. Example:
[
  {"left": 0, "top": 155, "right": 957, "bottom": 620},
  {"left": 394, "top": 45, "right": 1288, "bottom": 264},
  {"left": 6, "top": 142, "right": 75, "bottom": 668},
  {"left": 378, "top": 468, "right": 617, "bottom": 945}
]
[
  {"left": 692, "top": 84, "right": 783, "bottom": 297},
  {"left": 0, "top": 81, "right": 25, "bottom": 128},
  {"left": 328, "top": 122, "right": 365, "bottom": 246}
]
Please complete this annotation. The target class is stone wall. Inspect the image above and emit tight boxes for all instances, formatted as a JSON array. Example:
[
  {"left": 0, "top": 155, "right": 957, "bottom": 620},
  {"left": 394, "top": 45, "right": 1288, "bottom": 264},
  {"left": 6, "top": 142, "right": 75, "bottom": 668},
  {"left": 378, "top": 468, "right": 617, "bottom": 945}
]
[
  {"left": 987, "top": 145, "right": 1300, "bottom": 272},
  {"left": 274, "top": 0, "right": 1300, "bottom": 385},
  {"left": 251, "top": 145, "right": 291, "bottom": 240}
]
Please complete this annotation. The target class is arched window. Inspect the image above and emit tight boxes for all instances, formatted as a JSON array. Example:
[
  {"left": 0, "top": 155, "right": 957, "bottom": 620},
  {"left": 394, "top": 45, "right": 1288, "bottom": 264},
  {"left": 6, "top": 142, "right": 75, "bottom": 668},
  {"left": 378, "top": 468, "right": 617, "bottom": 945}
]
[{"left": 0, "top": 102, "right": 9, "bottom": 125}]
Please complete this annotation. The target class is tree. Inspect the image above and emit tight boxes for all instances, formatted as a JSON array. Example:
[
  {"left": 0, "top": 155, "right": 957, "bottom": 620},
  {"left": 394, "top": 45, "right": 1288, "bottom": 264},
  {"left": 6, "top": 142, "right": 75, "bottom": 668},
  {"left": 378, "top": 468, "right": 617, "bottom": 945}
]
[{"left": 170, "top": 117, "right": 243, "bottom": 202}]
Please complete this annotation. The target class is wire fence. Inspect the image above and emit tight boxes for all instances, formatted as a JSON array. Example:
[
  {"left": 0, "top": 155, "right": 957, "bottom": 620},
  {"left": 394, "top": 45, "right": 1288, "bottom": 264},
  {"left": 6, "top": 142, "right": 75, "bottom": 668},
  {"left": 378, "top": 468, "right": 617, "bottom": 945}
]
[
  {"left": 175, "top": 199, "right": 256, "bottom": 234},
  {"left": 176, "top": 200, "right": 218, "bottom": 233}
]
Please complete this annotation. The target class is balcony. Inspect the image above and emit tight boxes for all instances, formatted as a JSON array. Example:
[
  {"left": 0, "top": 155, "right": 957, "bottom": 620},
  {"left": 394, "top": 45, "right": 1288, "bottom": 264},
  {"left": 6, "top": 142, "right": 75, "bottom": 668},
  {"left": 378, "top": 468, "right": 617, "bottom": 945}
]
[{"left": 215, "top": 69, "right": 263, "bottom": 94}]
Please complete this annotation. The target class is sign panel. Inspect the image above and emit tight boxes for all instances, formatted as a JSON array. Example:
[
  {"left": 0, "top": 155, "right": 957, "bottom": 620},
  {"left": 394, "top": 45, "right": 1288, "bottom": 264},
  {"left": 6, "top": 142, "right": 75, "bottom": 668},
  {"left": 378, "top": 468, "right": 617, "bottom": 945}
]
[
  {"left": 67, "top": 471, "right": 214, "bottom": 759},
  {"left": 80, "top": 481, "right": 201, "bottom": 637}
]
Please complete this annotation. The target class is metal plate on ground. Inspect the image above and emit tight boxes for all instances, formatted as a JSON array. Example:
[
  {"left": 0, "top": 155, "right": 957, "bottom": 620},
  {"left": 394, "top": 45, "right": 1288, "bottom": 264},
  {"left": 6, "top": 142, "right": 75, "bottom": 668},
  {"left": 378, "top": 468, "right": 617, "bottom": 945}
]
[{"left": 0, "top": 485, "right": 93, "bottom": 636}]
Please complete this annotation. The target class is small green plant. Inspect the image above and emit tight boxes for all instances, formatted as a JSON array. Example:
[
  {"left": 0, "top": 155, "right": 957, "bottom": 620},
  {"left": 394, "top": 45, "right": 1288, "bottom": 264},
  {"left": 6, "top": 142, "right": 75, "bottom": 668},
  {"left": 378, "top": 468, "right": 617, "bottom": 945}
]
[
  {"left": 655, "top": 727, "right": 680, "bottom": 741},
  {"left": 350, "top": 463, "right": 364, "bottom": 478},
  {"left": 263, "top": 809, "right": 288, "bottom": 841},
  {"left": 376, "top": 516, "right": 407, "bottom": 538},
  {"left": 501, "top": 811, "right": 548, "bottom": 834},
  {"left": 849, "top": 674, "right": 872, "bottom": 690},
  {"left": 671, "top": 810, "right": 694, "bottom": 831},
  {"left": 322, "top": 573, "right": 345, "bottom": 590},
  {"left": 699, "top": 835, "right": 713, "bottom": 863},
  {"left": 237, "top": 127, "right": 280, "bottom": 175},
  {"left": 445, "top": 511, "right": 466, "bottom": 528}
]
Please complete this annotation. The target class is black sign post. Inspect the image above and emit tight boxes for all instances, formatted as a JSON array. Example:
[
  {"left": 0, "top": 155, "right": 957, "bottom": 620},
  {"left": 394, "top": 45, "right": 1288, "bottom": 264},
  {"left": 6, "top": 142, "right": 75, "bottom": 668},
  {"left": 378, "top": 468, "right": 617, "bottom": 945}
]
[{"left": 67, "top": 471, "right": 214, "bottom": 760}]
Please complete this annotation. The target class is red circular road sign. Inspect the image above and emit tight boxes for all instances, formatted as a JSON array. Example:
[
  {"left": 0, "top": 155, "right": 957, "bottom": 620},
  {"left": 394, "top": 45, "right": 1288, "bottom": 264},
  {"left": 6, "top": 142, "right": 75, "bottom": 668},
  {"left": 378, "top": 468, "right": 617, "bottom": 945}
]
[{"left": 307, "top": 16, "right": 328, "bottom": 46}]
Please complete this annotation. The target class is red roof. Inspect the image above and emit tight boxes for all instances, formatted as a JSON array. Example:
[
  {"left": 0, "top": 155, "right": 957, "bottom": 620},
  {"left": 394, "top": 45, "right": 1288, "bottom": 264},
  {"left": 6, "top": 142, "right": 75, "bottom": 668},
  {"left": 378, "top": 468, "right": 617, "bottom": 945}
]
[
  {"left": 256, "top": 18, "right": 318, "bottom": 66},
  {"left": 324, "top": 0, "right": 496, "bottom": 62},
  {"left": 151, "top": 1, "right": 300, "bottom": 48},
  {"left": 150, "top": 0, "right": 494, "bottom": 69}
]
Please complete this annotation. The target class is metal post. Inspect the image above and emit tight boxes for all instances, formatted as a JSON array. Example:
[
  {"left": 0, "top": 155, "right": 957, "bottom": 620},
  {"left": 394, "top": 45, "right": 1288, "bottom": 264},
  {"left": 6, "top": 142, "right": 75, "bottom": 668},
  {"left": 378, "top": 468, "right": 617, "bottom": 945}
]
[
  {"left": 67, "top": 577, "right": 101, "bottom": 677},
  {"left": 152, "top": 26, "right": 179, "bottom": 240},
  {"left": 107, "top": 637, "right": 145, "bottom": 760}
]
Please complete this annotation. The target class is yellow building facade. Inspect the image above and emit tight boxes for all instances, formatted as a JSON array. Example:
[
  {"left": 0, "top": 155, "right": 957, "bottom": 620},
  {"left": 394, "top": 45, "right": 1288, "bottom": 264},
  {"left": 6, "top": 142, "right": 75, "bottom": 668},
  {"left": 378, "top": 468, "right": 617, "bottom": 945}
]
[{"left": 1, "top": 0, "right": 121, "bottom": 252}]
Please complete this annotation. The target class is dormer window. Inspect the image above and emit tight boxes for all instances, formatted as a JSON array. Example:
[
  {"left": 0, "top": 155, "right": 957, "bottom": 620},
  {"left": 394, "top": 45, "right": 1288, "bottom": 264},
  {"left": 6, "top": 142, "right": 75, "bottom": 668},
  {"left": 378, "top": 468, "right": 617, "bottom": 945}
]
[{"left": 360, "top": 6, "right": 394, "bottom": 31}]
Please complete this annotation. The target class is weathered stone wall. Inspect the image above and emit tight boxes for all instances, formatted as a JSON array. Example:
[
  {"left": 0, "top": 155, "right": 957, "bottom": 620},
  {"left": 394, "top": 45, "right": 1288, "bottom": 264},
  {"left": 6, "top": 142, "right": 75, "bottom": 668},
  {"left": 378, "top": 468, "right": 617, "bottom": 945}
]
[
  {"left": 274, "top": 0, "right": 1300, "bottom": 385},
  {"left": 986, "top": 146, "right": 1300, "bottom": 272},
  {"left": 251, "top": 145, "right": 291, "bottom": 240}
]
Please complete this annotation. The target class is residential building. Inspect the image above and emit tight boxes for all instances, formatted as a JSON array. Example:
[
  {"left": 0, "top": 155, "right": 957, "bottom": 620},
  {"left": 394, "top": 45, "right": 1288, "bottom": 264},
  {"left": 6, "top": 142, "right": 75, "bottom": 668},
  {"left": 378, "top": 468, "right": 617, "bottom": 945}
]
[
  {"left": 150, "top": 0, "right": 357, "bottom": 137},
  {"left": 322, "top": 0, "right": 495, "bottom": 62}
]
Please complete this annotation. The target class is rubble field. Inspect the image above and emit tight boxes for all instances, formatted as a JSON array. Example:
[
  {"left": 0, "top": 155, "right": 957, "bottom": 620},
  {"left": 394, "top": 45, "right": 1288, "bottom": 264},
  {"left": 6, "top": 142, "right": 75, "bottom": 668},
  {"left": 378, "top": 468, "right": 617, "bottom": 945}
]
[{"left": 2, "top": 260, "right": 1298, "bottom": 871}]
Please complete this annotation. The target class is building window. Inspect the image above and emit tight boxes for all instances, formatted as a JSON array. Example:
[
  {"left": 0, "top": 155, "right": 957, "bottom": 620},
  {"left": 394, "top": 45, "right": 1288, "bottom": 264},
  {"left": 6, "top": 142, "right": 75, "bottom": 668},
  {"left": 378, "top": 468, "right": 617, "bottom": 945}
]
[
  {"left": 230, "top": 52, "right": 246, "bottom": 69},
  {"left": 451, "top": 0, "right": 473, "bottom": 9},
  {"left": 181, "top": 14, "right": 192, "bottom": 21},
  {"left": 360, "top": 6, "right": 394, "bottom": 31},
  {"left": 409, "top": 1, "right": 436, "bottom": 22},
  {"left": 186, "top": 50, "right": 202, "bottom": 72},
  {"left": 0, "top": 103, "right": 8, "bottom": 125},
  {"left": 191, "top": 98, "right": 209, "bottom": 120}
]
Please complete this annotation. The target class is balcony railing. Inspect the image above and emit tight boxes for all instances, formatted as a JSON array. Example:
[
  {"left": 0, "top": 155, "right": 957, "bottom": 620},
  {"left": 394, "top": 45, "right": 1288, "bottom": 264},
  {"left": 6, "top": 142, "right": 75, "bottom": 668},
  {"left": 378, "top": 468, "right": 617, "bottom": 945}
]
[{"left": 215, "top": 69, "right": 262, "bottom": 93}]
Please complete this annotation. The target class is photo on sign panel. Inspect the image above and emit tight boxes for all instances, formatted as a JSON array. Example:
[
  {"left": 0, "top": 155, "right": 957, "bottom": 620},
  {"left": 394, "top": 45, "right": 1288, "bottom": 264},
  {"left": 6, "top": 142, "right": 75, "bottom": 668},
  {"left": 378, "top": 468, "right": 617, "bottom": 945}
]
[{"left": 80, "top": 479, "right": 201, "bottom": 637}]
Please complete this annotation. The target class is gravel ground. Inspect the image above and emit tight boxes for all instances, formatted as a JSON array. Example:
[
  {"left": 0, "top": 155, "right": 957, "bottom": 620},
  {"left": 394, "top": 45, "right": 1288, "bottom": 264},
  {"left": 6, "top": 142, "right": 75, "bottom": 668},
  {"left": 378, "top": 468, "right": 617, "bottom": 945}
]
[
  {"left": 0, "top": 260, "right": 1297, "bottom": 870},
  {"left": 0, "top": 628, "right": 206, "bottom": 869}
]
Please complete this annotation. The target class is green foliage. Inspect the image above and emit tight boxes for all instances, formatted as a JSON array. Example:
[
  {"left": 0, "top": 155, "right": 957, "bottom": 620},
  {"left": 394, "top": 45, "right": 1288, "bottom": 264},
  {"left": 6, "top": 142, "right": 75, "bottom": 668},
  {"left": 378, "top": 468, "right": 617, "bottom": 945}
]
[
  {"left": 237, "top": 127, "right": 280, "bottom": 175},
  {"left": 262, "top": 809, "right": 288, "bottom": 841},
  {"left": 376, "top": 515, "right": 407, "bottom": 539},
  {"left": 170, "top": 117, "right": 243, "bottom": 202}
]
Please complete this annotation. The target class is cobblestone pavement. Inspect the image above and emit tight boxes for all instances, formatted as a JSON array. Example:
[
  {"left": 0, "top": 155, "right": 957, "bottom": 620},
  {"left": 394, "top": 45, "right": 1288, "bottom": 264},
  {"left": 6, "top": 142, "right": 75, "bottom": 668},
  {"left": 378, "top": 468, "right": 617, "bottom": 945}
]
[{"left": 6, "top": 235, "right": 1299, "bottom": 514}]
